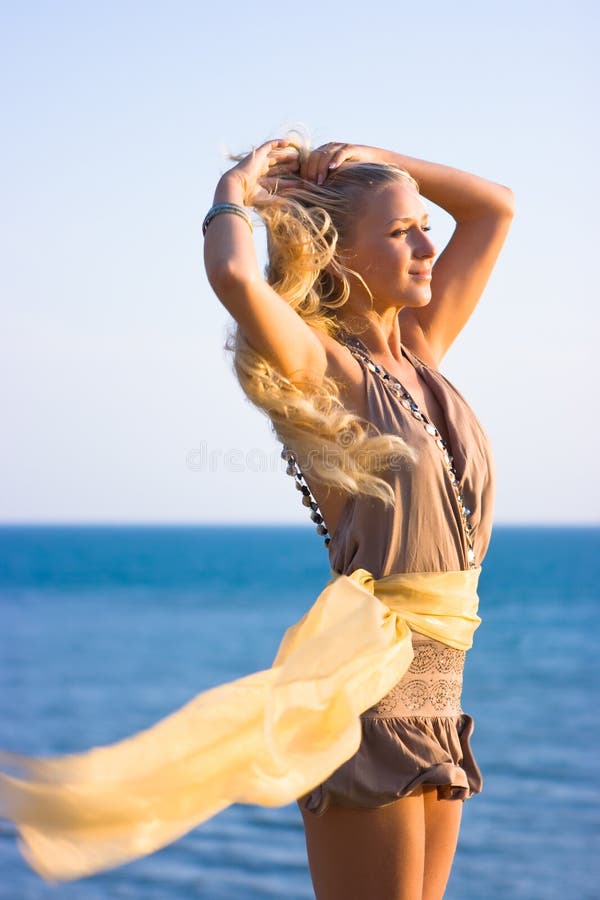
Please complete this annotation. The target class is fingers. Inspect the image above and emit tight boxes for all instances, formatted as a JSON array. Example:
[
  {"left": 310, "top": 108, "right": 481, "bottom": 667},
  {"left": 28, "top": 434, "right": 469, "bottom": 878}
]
[
  {"left": 251, "top": 141, "right": 300, "bottom": 178},
  {"left": 267, "top": 146, "right": 300, "bottom": 167},
  {"left": 326, "top": 145, "right": 350, "bottom": 172},
  {"left": 299, "top": 143, "right": 351, "bottom": 185},
  {"left": 241, "top": 138, "right": 360, "bottom": 193},
  {"left": 253, "top": 139, "right": 299, "bottom": 161},
  {"left": 301, "top": 145, "right": 330, "bottom": 184}
]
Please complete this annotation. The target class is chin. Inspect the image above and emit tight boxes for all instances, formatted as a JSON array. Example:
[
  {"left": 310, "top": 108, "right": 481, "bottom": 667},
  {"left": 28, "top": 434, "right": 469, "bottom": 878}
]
[{"left": 404, "top": 293, "right": 432, "bottom": 308}]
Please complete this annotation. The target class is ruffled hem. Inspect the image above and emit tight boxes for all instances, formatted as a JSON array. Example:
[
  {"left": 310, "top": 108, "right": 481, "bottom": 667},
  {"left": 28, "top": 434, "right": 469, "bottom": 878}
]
[{"left": 297, "top": 712, "right": 482, "bottom": 816}]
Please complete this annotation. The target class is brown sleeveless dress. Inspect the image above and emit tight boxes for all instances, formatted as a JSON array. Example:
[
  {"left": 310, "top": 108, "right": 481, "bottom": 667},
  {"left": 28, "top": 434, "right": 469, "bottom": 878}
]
[{"left": 297, "top": 342, "right": 496, "bottom": 813}]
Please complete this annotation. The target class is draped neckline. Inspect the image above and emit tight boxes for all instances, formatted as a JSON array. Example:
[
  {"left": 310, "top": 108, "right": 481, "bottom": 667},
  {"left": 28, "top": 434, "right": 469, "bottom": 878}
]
[{"left": 345, "top": 336, "right": 466, "bottom": 489}]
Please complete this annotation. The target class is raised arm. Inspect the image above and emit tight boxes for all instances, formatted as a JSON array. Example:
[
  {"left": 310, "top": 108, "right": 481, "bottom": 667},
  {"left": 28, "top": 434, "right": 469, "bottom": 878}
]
[
  {"left": 378, "top": 151, "right": 515, "bottom": 363},
  {"left": 297, "top": 143, "right": 515, "bottom": 366},
  {"left": 203, "top": 140, "right": 327, "bottom": 387}
]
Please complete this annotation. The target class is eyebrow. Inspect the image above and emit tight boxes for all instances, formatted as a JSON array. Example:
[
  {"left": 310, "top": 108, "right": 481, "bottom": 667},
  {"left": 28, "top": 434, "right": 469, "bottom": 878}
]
[{"left": 386, "top": 215, "right": 430, "bottom": 226}]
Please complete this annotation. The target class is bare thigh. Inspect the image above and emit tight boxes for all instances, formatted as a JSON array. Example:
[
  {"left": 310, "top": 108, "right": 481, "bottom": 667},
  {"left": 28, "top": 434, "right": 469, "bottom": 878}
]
[
  {"left": 422, "top": 786, "right": 463, "bottom": 900},
  {"left": 298, "top": 786, "right": 426, "bottom": 900}
]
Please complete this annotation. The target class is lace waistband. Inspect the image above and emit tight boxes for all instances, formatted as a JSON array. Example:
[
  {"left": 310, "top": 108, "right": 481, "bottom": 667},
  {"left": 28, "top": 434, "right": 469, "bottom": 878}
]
[{"left": 361, "top": 633, "right": 466, "bottom": 718}]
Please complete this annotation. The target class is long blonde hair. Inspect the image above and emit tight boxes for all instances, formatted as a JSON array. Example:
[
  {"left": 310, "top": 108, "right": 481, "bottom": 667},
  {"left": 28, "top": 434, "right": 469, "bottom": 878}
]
[{"left": 222, "top": 126, "right": 422, "bottom": 509}]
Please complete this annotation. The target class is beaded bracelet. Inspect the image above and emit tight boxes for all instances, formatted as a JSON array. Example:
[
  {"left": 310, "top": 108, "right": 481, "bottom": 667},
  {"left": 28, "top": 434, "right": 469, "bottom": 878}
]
[{"left": 202, "top": 202, "right": 254, "bottom": 237}]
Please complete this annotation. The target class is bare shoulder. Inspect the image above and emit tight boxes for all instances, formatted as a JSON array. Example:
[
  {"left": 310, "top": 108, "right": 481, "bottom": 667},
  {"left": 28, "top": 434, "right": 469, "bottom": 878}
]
[{"left": 308, "top": 314, "right": 443, "bottom": 377}]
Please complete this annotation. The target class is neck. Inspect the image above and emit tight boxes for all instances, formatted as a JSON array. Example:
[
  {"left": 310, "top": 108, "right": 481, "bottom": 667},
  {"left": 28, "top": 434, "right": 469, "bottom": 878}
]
[{"left": 338, "top": 310, "right": 405, "bottom": 365}]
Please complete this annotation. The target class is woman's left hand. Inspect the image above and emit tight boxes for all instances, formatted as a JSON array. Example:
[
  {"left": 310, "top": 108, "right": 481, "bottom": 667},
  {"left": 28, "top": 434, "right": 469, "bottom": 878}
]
[{"left": 299, "top": 143, "right": 386, "bottom": 185}]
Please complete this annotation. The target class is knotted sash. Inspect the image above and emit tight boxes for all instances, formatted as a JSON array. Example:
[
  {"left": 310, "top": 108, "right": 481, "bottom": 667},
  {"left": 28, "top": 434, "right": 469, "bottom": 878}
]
[{"left": 0, "top": 564, "right": 482, "bottom": 882}]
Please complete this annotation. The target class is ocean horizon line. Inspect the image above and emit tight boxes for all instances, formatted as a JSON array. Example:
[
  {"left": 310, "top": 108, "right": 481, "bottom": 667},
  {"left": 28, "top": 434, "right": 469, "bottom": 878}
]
[{"left": 0, "top": 520, "right": 599, "bottom": 527}]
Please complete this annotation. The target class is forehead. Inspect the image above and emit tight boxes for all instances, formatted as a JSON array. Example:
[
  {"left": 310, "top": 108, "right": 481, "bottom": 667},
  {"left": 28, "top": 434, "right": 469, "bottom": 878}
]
[{"left": 362, "top": 181, "right": 426, "bottom": 222}]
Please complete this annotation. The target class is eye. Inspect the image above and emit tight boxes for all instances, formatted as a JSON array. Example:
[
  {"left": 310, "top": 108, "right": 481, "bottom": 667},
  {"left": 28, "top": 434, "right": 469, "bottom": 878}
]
[{"left": 391, "top": 226, "right": 432, "bottom": 237}]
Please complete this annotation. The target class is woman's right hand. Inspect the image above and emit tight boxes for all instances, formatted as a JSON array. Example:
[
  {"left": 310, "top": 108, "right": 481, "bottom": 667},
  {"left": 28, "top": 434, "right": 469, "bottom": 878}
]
[{"left": 221, "top": 139, "right": 300, "bottom": 205}]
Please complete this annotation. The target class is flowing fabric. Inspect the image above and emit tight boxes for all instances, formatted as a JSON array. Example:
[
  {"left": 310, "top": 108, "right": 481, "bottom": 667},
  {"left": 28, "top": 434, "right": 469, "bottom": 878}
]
[{"left": 0, "top": 564, "right": 482, "bottom": 882}]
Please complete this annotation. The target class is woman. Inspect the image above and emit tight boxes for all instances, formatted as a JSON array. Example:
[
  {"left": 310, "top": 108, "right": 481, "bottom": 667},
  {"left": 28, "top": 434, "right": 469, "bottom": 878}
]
[
  {"left": 203, "top": 130, "right": 514, "bottom": 899},
  {"left": 0, "top": 129, "right": 513, "bottom": 897}
]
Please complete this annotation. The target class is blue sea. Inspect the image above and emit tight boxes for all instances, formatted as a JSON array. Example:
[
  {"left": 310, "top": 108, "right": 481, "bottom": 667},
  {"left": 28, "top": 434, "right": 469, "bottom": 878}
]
[{"left": 0, "top": 524, "right": 599, "bottom": 900}]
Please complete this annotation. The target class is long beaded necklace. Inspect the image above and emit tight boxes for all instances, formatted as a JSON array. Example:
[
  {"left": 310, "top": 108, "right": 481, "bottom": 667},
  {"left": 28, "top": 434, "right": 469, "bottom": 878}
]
[
  {"left": 280, "top": 334, "right": 477, "bottom": 569},
  {"left": 341, "top": 334, "right": 477, "bottom": 569},
  {"left": 280, "top": 445, "right": 331, "bottom": 548}
]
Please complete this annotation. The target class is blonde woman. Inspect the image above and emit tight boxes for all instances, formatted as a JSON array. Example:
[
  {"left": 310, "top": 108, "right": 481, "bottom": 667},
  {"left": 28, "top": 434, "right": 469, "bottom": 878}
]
[
  {"left": 0, "top": 130, "right": 514, "bottom": 898},
  {"left": 204, "top": 132, "right": 514, "bottom": 899}
]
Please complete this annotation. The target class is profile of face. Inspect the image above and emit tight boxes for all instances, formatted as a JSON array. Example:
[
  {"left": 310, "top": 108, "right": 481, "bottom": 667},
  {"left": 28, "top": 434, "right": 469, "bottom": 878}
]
[{"left": 340, "top": 180, "right": 437, "bottom": 310}]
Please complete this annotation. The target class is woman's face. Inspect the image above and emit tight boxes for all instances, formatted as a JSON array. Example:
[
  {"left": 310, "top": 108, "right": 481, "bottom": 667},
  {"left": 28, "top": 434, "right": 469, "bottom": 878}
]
[{"left": 341, "top": 180, "right": 437, "bottom": 310}]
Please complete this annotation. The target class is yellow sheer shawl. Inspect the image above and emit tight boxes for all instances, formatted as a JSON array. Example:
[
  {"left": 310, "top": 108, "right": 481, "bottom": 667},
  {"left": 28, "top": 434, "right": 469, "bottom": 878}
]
[{"left": 0, "top": 564, "right": 482, "bottom": 882}]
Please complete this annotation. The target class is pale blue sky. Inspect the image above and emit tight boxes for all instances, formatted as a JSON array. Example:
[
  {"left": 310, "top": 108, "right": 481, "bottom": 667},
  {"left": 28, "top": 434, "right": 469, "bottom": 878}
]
[{"left": 1, "top": 0, "right": 598, "bottom": 525}]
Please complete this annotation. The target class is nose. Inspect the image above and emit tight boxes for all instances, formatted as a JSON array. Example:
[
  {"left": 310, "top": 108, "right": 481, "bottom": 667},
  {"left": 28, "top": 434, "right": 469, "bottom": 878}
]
[{"left": 417, "top": 230, "right": 437, "bottom": 258}]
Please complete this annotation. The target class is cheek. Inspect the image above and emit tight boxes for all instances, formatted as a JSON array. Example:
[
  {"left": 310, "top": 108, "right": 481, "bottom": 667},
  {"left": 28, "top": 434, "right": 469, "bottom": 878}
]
[
  {"left": 376, "top": 244, "right": 410, "bottom": 271},
  {"left": 353, "top": 241, "right": 409, "bottom": 276}
]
